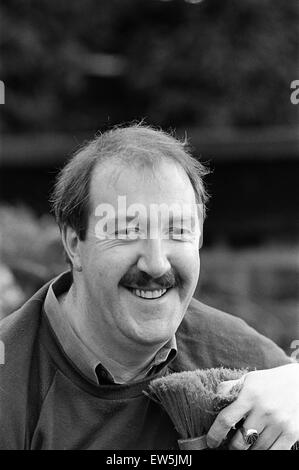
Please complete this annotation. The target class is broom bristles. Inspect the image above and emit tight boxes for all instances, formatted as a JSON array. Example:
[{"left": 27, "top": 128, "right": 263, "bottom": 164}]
[{"left": 148, "top": 367, "right": 247, "bottom": 440}]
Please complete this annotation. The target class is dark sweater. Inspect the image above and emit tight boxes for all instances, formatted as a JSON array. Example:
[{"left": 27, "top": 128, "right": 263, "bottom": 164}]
[{"left": 0, "top": 280, "right": 291, "bottom": 449}]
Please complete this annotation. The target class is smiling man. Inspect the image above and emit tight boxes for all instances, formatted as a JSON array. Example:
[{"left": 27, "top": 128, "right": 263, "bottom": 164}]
[
  {"left": 62, "top": 155, "right": 202, "bottom": 383},
  {"left": 0, "top": 124, "right": 298, "bottom": 450}
]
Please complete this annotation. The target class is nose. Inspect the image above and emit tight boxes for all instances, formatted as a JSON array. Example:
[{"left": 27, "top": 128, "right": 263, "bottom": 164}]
[{"left": 136, "top": 238, "right": 171, "bottom": 279}]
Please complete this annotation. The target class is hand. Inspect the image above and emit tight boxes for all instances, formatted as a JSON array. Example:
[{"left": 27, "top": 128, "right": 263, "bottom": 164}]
[{"left": 207, "top": 363, "right": 299, "bottom": 450}]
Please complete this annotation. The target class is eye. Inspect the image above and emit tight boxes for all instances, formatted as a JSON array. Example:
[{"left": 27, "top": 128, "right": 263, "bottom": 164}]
[
  {"left": 115, "top": 226, "right": 141, "bottom": 238},
  {"left": 168, "top": 226, "right": 194, "bottom": 240},
  {"left": 169, "top": 226, "right": 187, "bottom": 235}
]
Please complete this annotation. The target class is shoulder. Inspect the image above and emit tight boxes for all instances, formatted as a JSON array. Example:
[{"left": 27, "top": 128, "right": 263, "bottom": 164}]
[
  {"left": 0, "top": 281, "right": 50, "bottom": 449},
  {"left": 173, "top": 297, "right": 291, "bottom": 372},
  {"left": 0, "top": 281, "right": 50, "bottom": 353}
]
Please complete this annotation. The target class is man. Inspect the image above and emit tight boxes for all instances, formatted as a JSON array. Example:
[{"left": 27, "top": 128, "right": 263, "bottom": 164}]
[{"left": 0, "top": 124, "right": 298, "bottom": 450}]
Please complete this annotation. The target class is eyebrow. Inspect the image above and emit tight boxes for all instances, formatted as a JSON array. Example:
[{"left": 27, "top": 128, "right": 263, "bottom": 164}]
[
  {"left": 168, "top": 214, "right": 196, "bottom": 224},
  {"left": 109, "top": 214, "right": 198, "bottom": 229},
  {"left": 112, "top": 215, "right": 140, "bottom": 224}
]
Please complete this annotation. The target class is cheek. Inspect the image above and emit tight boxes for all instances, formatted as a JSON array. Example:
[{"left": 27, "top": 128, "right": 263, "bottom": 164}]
[
  {"left": 79, "top": 245, "right": 112, "bottom": 291},
  {"left": 188, "top": 258, "right": 200, "bottom": 290},
  {"left": 178, "top": 245, "right": 200, "bottom": 280},
  {"left": 168, "top": 248, "right": 199, "bottom": 300},
  {"left": 82, "top": 245, "right": 136, "bottom": 288}
]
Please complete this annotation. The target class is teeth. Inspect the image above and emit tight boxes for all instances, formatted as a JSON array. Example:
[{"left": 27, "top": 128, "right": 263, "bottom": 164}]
[{"left": 132, "top": 288, "right": 167, "bottom": 299}]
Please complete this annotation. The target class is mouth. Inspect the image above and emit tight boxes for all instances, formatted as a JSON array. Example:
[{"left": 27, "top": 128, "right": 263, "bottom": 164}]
[{"left": 122, "top": 285, "right": 173, "bottom": 300}]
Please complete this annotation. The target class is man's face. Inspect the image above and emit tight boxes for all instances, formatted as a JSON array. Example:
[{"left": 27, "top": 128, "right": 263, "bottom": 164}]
[{"left": 77, "top": 159, "right": 202, "bottom": 348}]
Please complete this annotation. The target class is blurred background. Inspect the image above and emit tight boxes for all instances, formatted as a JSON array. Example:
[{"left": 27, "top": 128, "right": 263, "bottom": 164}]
[{"left": 0, "top": 0, "right": 298, "bottom": 353}]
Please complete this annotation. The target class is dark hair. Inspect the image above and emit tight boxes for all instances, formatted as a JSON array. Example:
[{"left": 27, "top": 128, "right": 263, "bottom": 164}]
[{"left": 51, "top": 123, "right": 209, "bottom": 240}]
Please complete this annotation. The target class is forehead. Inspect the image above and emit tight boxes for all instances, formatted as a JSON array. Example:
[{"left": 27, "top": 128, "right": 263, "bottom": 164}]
[{"left": 89, "top": 158, "right": 197, "bottom": 209}]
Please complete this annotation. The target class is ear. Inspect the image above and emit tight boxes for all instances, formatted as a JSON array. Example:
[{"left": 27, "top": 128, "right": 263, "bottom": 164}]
[{"left": 61, "top": 225, "right": 83, "bottom": 272}]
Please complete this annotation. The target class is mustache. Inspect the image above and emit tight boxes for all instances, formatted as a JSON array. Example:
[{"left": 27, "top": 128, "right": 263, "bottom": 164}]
[{"left": 120, "top": 268, "right": 179, "bottom": 289}]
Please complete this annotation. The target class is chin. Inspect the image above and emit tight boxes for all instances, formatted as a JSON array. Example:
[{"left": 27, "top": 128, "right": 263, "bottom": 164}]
[{"left": 129, "top": 323, "right": 177, "bottom": 347}]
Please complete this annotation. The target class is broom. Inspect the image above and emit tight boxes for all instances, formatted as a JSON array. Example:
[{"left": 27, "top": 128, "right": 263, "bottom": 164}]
[{"left": 146, "top": 367, "right": 247, "bottom": 450}]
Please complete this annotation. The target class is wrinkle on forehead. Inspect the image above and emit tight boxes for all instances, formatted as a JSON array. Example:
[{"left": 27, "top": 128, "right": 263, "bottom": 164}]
[{"left": 91, "top": 154, "right": 193, "bottom": 200}]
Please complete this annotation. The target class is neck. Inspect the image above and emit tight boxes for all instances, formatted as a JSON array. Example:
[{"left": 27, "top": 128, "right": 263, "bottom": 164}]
[{"left": 60, "top": 285, "right": 165, "bottom": 383}]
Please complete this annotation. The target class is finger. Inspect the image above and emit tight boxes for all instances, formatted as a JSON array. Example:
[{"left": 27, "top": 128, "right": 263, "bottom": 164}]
[
  {"left": 207, "top": 395, "right": 251, "bottom": 448},
  {"left": 268, "top": 433, "right": 299, "bottom": 450},
  {"left": 228, "top": 413, "right": 265, "bottom": 450},
  {"left": 217, "top": 375, "right": 246, "bottom": 396},
  {"left": 250, "top": 426, "right": 282, "bottom": 450}
]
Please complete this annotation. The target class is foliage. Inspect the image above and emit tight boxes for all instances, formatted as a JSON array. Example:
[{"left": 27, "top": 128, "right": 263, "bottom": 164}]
[
  {"left": 1, "top": 0, "right": 298, "bottom": 133},
  {"left": 0, "top": 205, "right": 66, "bottom": 299},
  {"left": 197, "top": 247, "right": 299, "bottom": 353}
]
